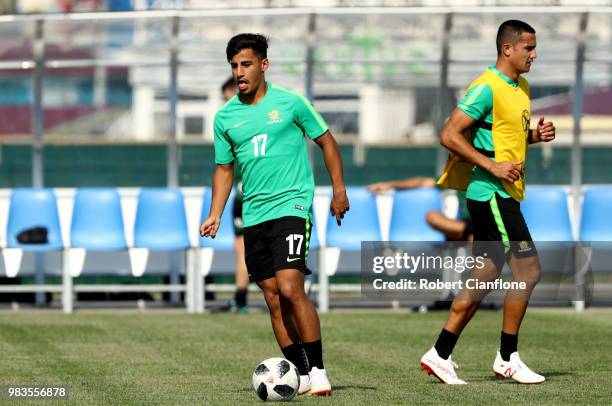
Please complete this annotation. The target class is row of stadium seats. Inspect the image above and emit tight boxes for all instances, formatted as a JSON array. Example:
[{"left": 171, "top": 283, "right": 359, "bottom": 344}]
[
  {"left": 0, "top": 186, "right": 610, "bottom": 312},
  {"left": 0, "top": 187, "right": 443, "bottom": 255},
  {"left": 4, "top": 186, "right": 611, "bottom": 252}
]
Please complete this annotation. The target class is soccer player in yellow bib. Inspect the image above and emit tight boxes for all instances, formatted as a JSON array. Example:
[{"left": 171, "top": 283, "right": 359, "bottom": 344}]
[{"left": 420, "top": 20, "right": 556, "bottom": 384}]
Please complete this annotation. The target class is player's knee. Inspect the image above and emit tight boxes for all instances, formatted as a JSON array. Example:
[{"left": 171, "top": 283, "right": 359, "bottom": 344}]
[
  {"left": 524, "top": 267, "right": 541, "bottom": 287},
  {"left": 450, "top": 300, "right": 477, "bottom": 315},
  {"left": 278, "top": 282, "right": 305, "bottom": 304},
  {"left": 517, "top": 256, "right": 542, "bottom": 286},
  {"left": 479, "top": 262, "right": 503, "bottom": 283}
]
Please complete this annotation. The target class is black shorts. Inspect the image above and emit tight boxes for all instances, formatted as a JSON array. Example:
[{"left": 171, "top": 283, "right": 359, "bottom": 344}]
[
  {"left": 243, "top": 216, "right": 313, "bottom": 282},
  {"left": 467, "top": 193, "right": 537, "bottom": 268},
  {"left": 232, "top": 193, "right": 244, "bottom": 236}
]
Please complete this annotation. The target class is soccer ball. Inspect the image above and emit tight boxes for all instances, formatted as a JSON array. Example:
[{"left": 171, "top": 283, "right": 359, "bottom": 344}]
[{"left": 252, "top": 357, "right": 300, "bottom": 402}]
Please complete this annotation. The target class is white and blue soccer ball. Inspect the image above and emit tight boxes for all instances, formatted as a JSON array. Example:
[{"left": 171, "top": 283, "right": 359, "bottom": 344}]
[{"left": 252, "top": 357, "right": 300, "bottom": 402}]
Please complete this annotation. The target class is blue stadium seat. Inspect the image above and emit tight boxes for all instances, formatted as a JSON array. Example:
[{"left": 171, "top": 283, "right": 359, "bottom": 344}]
[
  {"left": 71, "top": 188, "right": 127, "bottom": 250},
  {"left": 389, "top": 188, "right": 445, "bottom": 241},
  {"left": 7, "top": 189, "right": 63, "bottom": 251},
  {"left": 326, "top": 187, "right": 381, "bottom": 250},
  {"left": 580, "top": 188, "right": 612, "bottom": 241},
  {"left": 134, "top": 189, "right": 190, "bottom": 250},
  {"left": 579, "top": 188, "right": 612, "bottom": 278},
  {"left": 199, "top": 188, "right": 236, "bottom": 250},
  {"left": 522, "top": 187, "right": 573, "bottom": 241}
]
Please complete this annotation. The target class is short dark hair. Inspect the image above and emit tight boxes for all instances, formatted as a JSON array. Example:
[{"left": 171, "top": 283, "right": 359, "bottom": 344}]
[
  {"left": 226, "top": 33, "right": 269, "bottom": 62},
  {"left": 221, "top": 76, "right": 235, "bottom": 93},
  {"left": 496, "top": 20, "right": 536, "bottom": 55}
]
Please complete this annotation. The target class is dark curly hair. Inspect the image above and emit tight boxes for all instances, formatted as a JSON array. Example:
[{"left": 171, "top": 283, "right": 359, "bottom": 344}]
[{"left": 226, "top": 33, "right": 269, "bottom": 62}]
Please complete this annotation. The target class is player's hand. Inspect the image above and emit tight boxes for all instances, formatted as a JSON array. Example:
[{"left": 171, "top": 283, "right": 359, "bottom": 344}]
[
  {"left": 367, "top": 182, "right": 390, "bottom": 194},
  {"left": 330, "top": 189, "right": 350, "bottom": 226},
  {"left": 200, "top": 216, "right": 220, "bottom": 238},
  {"left": 488, "top": 161, "right": 523, "bottom": 183},
  {"left": 536, "top": 116, "right": 555, "bottom": 142}
]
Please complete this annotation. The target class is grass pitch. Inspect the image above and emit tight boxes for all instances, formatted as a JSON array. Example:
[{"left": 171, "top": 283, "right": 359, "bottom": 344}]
[{"left": 0, "top": 309, "right": 610, "bottom": 405}]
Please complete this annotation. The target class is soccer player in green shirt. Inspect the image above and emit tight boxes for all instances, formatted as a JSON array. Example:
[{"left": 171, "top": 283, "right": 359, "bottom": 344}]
[{"left": 200, "top": 33, "right": 349, "bottom": 397}]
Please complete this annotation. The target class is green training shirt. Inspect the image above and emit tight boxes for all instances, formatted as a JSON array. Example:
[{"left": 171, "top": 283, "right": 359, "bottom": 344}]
[
  {"left": 457, "top": 65, "right": 516, "bottom": 201},
  {"left": 214, "top": 82, "right": 328, "bottom": 227}
]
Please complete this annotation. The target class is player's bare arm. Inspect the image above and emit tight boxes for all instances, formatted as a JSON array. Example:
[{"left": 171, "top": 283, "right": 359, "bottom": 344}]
[
  {"left": 313, "top": 130, "right": 349, "bottom": 225},
  {"left": 200, "top": 162, "right": 234, "bottom": 238},
  {"left": 440, "top": 108, "right": 523, "bottom": 183},
  {"left": 529, "top": 116, "right": 556, "bottom": 143},
  {"left": 368, "top": 177, "right": 436, "bottom": 193}
]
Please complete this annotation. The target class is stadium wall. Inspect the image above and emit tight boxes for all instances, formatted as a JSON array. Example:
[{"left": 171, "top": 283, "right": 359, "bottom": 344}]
[{"left": 0, "top": 144, "right": 610, "bottom": 187}]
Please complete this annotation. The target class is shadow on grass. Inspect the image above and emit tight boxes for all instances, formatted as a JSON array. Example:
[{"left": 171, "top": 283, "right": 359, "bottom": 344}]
[
  {"left": 470, "top": 371, "right": 574, "bottom": 383},
  {"left": 235, "top": 384, "right": 377, "bottom": 393},
  {"left": 333, "top": 385, "right": 377, "bottom": 391},
  {"left": 541, "top": 371, "right": 575, "bottom": 378}
]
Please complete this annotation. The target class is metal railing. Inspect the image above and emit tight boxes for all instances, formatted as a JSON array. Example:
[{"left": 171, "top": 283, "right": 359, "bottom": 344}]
[{"left": 0, "top": 6, "right": 611, "bottom": 235}]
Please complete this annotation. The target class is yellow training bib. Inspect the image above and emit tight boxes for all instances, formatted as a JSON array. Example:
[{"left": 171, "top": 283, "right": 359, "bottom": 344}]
[{"left": 438, "top": 69, "right": 530, "bottom": 201}]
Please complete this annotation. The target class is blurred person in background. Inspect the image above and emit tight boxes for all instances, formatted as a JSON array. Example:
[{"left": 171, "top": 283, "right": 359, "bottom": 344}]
[
  {"left": 368, "top": 177, "right": 473, "bottom": 241},
  {"left": 220, "top": 76, "right": 250, "bottom": 313}
]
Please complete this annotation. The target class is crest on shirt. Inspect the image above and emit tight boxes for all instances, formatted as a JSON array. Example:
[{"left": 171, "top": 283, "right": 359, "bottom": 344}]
[
  {"left": 267, "top": 110, "right": 283, "bottom": 124},
  {"left": 522, "top": 110, "right": 530, "bottom": 136}
]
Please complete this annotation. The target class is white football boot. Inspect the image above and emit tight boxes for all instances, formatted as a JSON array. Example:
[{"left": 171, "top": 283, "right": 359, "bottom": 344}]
[
  {"left": 420, "top": 347, "right": 467, "bottom": 384},
  {"left": 298, "top": 375, "right": 311, "bottom": 395},
  {"left": 309, "top": 367, "right": 332, "bottom": 396},
  {"left": 493, "top": 350, "right": 545, "bottom": 384}
]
